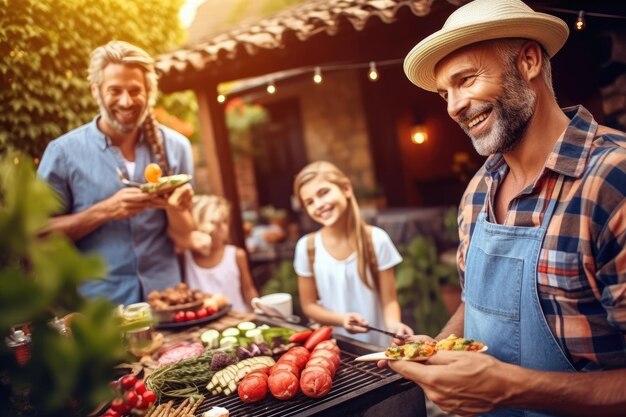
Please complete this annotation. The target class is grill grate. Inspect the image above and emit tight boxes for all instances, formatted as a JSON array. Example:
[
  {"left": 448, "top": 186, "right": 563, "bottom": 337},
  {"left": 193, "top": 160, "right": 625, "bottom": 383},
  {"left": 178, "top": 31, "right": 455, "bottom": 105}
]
[{"left": 189, "top": 339, "right": 407, "bottom": 416}]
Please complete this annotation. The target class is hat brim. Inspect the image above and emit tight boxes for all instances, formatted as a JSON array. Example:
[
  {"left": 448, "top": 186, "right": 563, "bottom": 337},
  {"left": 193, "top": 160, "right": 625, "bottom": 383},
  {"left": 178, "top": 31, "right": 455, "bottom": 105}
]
[{"left": 404, "top": 15, "right": 569, "bottom": 92}]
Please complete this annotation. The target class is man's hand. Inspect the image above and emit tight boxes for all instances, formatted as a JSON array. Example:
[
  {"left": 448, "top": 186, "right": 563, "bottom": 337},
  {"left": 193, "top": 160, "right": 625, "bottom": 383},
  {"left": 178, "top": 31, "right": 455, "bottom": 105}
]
[
  {"left": 102, "top": 187, "right": 157, "bottom": 220},
  {"left": 387, "top": 321, "right": 415, "bottom": 338},
  {"left": 149, "top": 184, "right": 194, "bottom": 211},
  {"left": 389, "top": 351, "right": 509, "bottom": 417}
]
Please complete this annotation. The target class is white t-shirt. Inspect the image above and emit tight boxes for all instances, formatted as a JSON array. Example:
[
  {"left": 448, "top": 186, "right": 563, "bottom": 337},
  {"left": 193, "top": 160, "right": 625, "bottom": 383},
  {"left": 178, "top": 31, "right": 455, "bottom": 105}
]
[
  {"left": 184, "top": 245, "right": 250, "bottom": 312},
  {"left": 293, "top": 226, "right": 402, "bottom": 347}
]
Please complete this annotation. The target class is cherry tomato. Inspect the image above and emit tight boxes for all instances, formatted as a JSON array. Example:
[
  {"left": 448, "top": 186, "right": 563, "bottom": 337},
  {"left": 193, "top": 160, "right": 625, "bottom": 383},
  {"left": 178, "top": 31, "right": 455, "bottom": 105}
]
[
  {"left": 123, "top": 390, "right": 138, "bottom": 408},
  {"left": 110, "top": 398, "right": 127, "bottom": 414},
  {"left": 134, "top": 380, "right": 147, "bottom": 395},
  {"left": 174, "top": 311, "right": 187, "bottom": 323},
  {"left": 119, "top": 374, "right": 137, "bottom": 390},
  {"left": 103, "top": 408, "right": 121, "bottom": 417},
  {"left": 185, "top": 311, "right": 197, "bottom": 321},
  {"left": 141, "top": 390, "right": 157, "bottom": 406},
  {"left": 195, "top": 308, "right": 208, "bottom": 319}
]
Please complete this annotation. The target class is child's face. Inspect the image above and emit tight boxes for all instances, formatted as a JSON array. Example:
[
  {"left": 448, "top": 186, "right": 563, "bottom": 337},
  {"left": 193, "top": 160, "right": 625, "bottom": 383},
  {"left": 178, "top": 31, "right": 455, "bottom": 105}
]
[{"left": 299, "top": 176, "right": 351, "bottom": 226}]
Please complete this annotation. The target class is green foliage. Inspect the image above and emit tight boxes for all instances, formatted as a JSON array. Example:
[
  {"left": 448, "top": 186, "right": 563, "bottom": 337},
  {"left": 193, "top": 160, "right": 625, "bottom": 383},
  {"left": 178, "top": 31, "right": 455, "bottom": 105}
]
[
  {"left": 0, "top": 154, "right": 128, "bottom": 416},
  {"left": 225, "top": 98, "right": 269, "bottom": 158},
  {"left": 0, "top": 0, "right": 185, "bottom": 158},
  {"left": 261, "top": 260, "right": 301, "bottom": 316},
  {"left": 157, "top": 90, "right": 200, "bottom": 143},
  {"left": 396, "top": 236, "right": 459, "bottom": 336}
]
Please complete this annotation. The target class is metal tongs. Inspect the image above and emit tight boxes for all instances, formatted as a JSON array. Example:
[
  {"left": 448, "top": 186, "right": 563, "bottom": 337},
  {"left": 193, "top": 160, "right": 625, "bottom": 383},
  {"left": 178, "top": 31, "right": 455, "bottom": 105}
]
[{"left": 349, "top": 320, "right": 411, "bottom": 340}]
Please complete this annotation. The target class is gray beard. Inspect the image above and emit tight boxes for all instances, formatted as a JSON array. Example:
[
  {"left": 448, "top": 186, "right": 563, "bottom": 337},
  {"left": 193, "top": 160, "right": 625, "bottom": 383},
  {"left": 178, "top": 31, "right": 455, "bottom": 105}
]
[
  {"left": 460, "top": 68, "right": 536, "bottom": 156},
  {"left": 95, "top": 90, "right": 149, "bottom": 134}
]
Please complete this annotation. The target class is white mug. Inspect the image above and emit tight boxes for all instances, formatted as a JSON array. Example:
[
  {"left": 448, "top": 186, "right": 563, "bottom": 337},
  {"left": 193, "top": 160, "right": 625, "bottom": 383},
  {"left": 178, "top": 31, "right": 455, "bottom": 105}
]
[{"left": 251, "top": 293, "right": 293, "bottom": 318}]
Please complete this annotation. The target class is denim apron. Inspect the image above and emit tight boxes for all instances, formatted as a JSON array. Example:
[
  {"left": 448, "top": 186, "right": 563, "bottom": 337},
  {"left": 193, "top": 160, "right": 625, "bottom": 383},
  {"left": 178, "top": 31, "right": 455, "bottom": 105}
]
[{"left": 464, "top": 176, "right": 575, "bottom": 417}]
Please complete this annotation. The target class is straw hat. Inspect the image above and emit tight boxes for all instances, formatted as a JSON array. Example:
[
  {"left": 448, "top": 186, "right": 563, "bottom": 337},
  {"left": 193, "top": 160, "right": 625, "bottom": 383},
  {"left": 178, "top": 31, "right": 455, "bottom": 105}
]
[{"left": 404, "top": 0, "right": 569, "bottom": 92}]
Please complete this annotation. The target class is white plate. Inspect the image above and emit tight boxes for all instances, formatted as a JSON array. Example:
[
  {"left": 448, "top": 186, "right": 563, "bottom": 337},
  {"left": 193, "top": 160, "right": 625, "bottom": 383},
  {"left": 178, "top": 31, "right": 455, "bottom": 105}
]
[{"left": 354, "top": 345, "right": 488, "bottom": 362}]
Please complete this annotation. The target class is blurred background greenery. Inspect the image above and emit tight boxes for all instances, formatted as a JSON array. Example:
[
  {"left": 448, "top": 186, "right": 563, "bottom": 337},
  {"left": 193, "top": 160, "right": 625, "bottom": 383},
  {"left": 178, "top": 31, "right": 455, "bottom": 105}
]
[{"left": 0, "top": 153, "right": 130, "bottom": 416}]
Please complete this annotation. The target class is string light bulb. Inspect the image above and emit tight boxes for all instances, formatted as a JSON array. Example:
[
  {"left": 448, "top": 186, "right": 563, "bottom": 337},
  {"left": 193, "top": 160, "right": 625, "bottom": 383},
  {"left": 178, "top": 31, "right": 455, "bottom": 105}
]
[
  {"left": 368, "top": 61, "right": 379, "bottom": 81},
  {"left": 217, "top": 93, "right": 226, "bottom": 103},
  {"left": 266, "top": 80, "right": 276, "bottom": 94},
  {"left": 575, "top": 10, "right": 586, "bottom": 31},
  {"left": 313, "top": 66, "right": 323, "bottom": 84}
]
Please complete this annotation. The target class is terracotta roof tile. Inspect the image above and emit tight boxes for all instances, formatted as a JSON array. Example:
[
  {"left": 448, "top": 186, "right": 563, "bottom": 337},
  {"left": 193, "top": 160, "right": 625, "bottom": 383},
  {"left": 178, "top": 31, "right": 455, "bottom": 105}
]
[{"left": 156, "top": 0, "right": 435, "bottom": 77}]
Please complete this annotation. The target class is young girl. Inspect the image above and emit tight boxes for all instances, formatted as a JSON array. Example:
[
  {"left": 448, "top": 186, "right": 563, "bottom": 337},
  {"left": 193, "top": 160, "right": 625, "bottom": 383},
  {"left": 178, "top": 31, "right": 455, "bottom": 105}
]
[
  {"left": 182, "top": 195, "right": 259, "bottom": 312},
  {"left": 293, "top": 161, "right": 413, "bottom": 347}
]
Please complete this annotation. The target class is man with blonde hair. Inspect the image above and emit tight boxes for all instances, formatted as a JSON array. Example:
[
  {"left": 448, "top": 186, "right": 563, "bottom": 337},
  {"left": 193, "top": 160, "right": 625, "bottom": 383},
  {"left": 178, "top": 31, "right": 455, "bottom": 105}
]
[
  {"left": 384, "top": 0, "right": 626, "bottom": 416},
  {"left": 38, "top": 41, "right": 194, "bottom": 306}
]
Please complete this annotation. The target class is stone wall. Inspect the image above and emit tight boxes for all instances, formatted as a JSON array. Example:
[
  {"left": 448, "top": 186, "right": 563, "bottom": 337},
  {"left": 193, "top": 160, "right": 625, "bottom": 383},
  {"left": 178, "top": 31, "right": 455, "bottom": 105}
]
[{"left": 299, "top": 69, "right": 377, "bottom": 195}]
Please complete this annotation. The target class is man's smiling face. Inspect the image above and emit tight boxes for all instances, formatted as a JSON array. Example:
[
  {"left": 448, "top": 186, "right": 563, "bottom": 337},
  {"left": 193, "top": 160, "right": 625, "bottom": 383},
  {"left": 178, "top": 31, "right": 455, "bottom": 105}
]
[{"left": 435, "top": 40, "right": 537, "bottom": 156}]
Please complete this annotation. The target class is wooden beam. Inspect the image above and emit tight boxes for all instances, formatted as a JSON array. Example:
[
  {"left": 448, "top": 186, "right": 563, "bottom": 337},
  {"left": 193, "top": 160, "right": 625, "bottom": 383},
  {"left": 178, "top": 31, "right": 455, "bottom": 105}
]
[{"left": 195, "top": 86, "right": 246, "bottom": 248}]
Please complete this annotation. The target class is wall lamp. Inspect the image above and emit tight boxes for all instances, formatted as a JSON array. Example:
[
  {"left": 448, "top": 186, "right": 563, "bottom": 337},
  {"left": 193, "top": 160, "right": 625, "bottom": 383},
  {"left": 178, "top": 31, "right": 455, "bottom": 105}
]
[{"left": 410, "top": 124, "right": 428, "bottom": 144}]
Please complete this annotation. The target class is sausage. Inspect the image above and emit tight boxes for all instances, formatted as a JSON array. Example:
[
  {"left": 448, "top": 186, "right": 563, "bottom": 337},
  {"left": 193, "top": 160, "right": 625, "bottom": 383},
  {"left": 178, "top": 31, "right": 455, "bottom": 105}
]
[
  {"left": 300, "top": 366, "right": 333, "bottom": 398},
  {"left": 278, "top": 352, "right": 308, "bottom": 370},
  {"left": 313, "top": 340, "right": 340, "bottom": 355},
  {"left": 310, "top": 349, "right": 340, "bottom": 369},
  {"left": 238, "top": 374, "right": 268, "bottom": 403},
  {"left": 305, "top": 356, "right": 336, "bottom": 377},
  {"left": 268, "top": 370, "right": 300, "bottom": 400},
  {"left": 272, "top": 361, "right": 301, "bottom": 378}
]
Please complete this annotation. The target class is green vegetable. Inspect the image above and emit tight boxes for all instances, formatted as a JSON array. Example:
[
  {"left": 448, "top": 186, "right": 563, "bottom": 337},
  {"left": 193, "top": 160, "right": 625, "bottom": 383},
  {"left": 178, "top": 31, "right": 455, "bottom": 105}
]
[
  {"left": 200, "top": 329, "right": 220, "bottom": 349},
  {"left": 206, "top": 356, "right": 275, "bottom": 396},
  {"left": 261, "top": 327, "right": 296, "bottom": 345},
  {"left": 219, "top": 336, "right": 238, "bottom": 348},
  {"left": 221, "top": 327, "right": 240, "bottom": 337},
  {"left": 145, "top": 349, "right": 236, "bottom": 399},
  {"left": 237, "top": 321, "right": 257, "bottom": 332}
]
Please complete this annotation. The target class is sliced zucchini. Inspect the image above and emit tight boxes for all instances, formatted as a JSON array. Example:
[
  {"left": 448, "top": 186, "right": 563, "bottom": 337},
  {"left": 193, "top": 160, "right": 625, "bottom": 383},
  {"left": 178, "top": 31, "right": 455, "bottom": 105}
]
[
  {"left": 221, "top": 327, "right": 240, "bottom": 338},
  {"left": 200, "top": 329, "right": 220, "bottom": 349},
  {"left": 237, "top": 321, "right": 257, "bottom": 332},
  {"left": 219, "top": 336, "right": 238, "bottom": 348},
  {"left": 245, "top": 328, "right": 264, "bottom": 344}
]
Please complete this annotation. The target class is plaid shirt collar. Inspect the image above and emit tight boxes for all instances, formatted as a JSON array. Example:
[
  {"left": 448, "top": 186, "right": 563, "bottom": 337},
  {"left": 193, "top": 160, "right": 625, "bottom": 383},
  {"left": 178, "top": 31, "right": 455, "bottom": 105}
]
[{"left": 483, "top": 105, "right": 596, "bottom": 180}]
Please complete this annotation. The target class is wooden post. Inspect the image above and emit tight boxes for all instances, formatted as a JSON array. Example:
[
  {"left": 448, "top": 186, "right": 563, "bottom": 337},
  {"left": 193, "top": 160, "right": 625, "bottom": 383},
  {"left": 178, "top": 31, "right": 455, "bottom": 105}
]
[{"left": 195, "top": 86, "right": 245, "bottom": 248}]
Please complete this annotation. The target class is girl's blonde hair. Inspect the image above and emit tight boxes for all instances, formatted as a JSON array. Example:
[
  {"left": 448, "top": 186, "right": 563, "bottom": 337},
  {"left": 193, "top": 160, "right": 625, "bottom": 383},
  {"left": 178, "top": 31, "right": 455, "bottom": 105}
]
[
  {"left": 192, "top": 195, "right": 231, "bottom": 235},
  {"left": 293, "top": 161, "right": 378, "bottom": 291}
]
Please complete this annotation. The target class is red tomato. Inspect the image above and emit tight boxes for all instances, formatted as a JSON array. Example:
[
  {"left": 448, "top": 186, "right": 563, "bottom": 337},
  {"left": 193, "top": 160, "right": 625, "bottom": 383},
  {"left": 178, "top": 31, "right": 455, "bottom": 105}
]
[
  {"left": 119, "top": 374, "right": 137, "bottom": 390},
  {"left": 141, "top": 390, "right": 157, "bottom": 406},
  {"left": 123, "top": 390, "right": 138, "bottom": 408},
  {"left": 205, "top": 306, "right": 217, "bottom": 315},
  {"left": 133, "top": 380, "right": 147, "bottom": 395},
  {"left": 174, "top": 311, "right": 186, "bottom": 322},
  {"left": 195, "top": 308, "right": 208, "bottom": 319},
  {"left": 185, "top": 310, "right": 197, "bottom": 321},
  {"left": 110, "top": 398, "right": 127, "bottom": 414},
  {"left": 103, "top": 408, "right": 121, "bottom": 417}
]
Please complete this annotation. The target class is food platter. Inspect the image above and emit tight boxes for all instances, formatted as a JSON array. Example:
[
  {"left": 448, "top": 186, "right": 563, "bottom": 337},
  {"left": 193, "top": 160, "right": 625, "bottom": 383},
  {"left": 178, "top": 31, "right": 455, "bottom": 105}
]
[
  {"left": 139, "top": 174, "right": 192, "bottom": 196},
  {"left": 155, "top": 304, "right": 232, "bottom": 330},
  {"left": 354, "top": 345, "right": 488, "bottom": 362}
]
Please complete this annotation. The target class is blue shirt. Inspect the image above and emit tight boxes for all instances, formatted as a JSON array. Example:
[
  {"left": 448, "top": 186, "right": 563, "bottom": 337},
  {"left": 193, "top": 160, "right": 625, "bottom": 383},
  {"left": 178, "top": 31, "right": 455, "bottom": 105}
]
[{"left": 37, "top": 117, "right": 193, "bottom": 306}]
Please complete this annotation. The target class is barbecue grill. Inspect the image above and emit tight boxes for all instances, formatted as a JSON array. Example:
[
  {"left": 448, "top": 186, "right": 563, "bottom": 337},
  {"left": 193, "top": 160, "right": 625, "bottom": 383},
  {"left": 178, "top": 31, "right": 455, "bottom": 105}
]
[{"left": 191, "top": 334, "right": 426, "bottom": 417}]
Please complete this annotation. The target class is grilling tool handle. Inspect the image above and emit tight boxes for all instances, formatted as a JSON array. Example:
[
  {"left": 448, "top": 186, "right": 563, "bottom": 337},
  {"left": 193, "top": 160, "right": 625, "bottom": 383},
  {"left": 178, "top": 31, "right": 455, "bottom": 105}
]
[{"left": 357, "top": 323, "right": 411, "bottom": 340}]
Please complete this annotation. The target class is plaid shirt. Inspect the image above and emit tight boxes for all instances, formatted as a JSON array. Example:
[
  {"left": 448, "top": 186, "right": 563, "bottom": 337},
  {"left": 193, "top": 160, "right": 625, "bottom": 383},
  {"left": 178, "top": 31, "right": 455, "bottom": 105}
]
[{"left": 458, "top": 106, "right": 626, "bottom": 371}]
